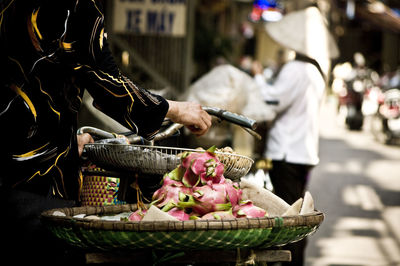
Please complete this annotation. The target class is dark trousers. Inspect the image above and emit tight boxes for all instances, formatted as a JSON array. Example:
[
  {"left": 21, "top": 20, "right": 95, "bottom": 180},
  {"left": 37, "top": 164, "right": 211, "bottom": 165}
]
[
  {"left": 0, "top": 187, "right": 84, "bottom": 265},
  {"left": 268, "top": 160, "right": 313, "bottom": 266}
]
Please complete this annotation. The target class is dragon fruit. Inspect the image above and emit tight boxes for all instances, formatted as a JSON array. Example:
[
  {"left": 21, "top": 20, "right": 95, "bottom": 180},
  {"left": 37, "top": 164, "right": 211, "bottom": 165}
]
[
  {"left": 221, "top": 179, "right": 242, "bottom": 208},
  {"left": 180, "top": 146, "right": 225, "bottom": 187},
  {"left": 128, "top": 209, "right": 147, "bottom": 221},
  {"left": 167, "top": 207, "right": 190, "bottom": 221},
  {"left": 151, "top": 175, "right": 192, "bottom": 209},
  {"left": 144, "top": 147, "right": 268, "bottom": 221},
  {"left": 234, "top": 200, "right": 268, "bottom": 218},
  {"left": 189, "top": 185, "right": 231, "bottom": 215},
  {"left": 200, "top": 210, "right": 236, "bottom": 220},
  {"left": 165, "top": 165, "right": 185, "bottom": 181}
]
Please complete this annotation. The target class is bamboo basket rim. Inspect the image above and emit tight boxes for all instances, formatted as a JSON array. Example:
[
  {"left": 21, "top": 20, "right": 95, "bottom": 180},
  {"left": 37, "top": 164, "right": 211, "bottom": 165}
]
[{"left": 41, "top": 204, "right": 324, "bottom": 232}]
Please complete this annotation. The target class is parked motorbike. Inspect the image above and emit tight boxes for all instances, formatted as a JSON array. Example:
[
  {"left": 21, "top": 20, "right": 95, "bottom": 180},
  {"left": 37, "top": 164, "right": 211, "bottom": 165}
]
[
  {"left": 370, "top": 82, "right": 400, "bottom": 144},
  {"left": 333, "top": 68, "right": 369, "bottom": 130},
  {"left": 339, "top": 76, "right": 365, "bottom": 130},
  {"left": 333, "top": 54, "right": 380, "bottom": 130}
]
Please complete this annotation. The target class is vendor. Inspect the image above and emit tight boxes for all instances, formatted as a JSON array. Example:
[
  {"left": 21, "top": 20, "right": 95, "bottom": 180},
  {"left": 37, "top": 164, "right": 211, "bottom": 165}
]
[
  {"left": 0, "top": 0, "right": 211, "bottom": 264},
  {"left": 252, "top": 6, "right": 339, "bottom": 266}
]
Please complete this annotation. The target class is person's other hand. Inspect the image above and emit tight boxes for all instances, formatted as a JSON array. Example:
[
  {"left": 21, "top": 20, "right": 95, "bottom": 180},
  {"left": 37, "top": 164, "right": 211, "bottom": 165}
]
[
  {"left": 77, "top": 133, "right": 94, "bottom": 156},
  {"left": 166, "top": 100, "right": 212, "bottom": 136}
]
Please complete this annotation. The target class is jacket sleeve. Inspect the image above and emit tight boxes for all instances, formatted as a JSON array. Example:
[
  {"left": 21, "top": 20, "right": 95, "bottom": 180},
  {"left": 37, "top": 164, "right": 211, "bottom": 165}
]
[{"left": 62, "top": 0, "right": 169, "bottom": 139}]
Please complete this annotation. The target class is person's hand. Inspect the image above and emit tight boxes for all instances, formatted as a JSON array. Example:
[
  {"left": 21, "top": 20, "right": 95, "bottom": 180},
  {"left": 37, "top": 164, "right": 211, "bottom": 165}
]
[
  {"left": 77, "top": 133, "right": 94, "bottom": 157},
  {"left": 166, "top": 100, "right": 212, "bottom": 136},
  {"left": 251, "top": 61, "right": 263, "bottom": 76}
]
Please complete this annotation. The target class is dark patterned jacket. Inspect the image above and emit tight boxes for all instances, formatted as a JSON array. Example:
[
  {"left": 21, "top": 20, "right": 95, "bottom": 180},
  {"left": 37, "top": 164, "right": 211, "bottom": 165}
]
[{"left": 0, "top": 0, "right": 169, "bottom": 199}]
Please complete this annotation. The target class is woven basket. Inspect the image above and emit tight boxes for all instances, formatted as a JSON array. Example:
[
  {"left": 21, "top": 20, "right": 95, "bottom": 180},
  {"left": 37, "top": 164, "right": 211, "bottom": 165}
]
[
  {"left": 80, "top": 166, "right": 126, "bottom": 206},
  {"left": 41, "top": 204, "right": 324, "bottom": 251}
]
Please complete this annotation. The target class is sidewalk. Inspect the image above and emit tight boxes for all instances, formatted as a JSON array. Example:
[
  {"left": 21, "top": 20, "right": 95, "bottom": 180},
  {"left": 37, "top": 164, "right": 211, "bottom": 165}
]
[{"left": 305, "top": 96, "right": 400, "bottom": 266}]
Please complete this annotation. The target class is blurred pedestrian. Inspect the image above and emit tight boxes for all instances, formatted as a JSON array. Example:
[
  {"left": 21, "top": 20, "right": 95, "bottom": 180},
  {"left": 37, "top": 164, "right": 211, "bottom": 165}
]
[
  {"left": 0, "top": 0, "right": 211, "bottom": 264},
  {"left": 252, "top": 6, "right": 339, "bottom": 266}
]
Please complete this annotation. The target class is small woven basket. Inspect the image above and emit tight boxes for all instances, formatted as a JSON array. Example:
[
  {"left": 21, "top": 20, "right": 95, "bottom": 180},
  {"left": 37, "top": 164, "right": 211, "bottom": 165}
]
[
  {"left": 41, "top": 204, "right": 324, "bottom": 251},
  {"left": 80, "top": 166, "right": 126, "bottom": 206}
]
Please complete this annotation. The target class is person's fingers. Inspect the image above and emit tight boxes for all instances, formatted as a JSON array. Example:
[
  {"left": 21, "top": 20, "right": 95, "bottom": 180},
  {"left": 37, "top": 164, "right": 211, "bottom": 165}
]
[
  {"left": 83, "top": 133, "right": 95, "bottom": 144},
  {"left": 197, "top": 105, "right": 212, "bottom": 128},
  {"left": 187, "top": 125, "right": 206, "bottom": 136},
  {"left": 87, "top": 133, "right": 95, "bottom": 143},
  {"left": 166, "top": 100, "right": 212, "bottom": 136},
  {"left": 203, "top": 111, "right": 212, "bottom": 128},
  {"left": 196, "top": 110, "right": 212, "bottom": 136},
  {"left": 187, "top": 118, "right": 208, "bottom": 136},
  {"left": 77, "top": 133, "right": 94, "bottom": 156}
]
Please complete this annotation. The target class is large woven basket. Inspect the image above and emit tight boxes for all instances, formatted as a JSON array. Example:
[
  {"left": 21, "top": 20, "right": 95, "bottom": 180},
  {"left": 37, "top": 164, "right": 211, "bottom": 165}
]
[{"left": 41, "top": 204, "right": 324, "bottom": 251}]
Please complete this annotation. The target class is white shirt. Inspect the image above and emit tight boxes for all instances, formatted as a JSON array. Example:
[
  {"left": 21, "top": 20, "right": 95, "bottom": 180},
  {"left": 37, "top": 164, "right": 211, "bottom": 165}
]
[{"left": 255, "top": 60, "right": 325, "bottom": 165}]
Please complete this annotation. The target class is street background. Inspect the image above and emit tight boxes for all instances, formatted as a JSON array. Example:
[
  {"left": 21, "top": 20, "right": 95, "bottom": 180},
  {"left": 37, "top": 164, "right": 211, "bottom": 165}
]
[
  {"left": 86, "top": 2, "right": 400, "bottom": 264},
  {"left": 306, "top": 96, "right": 400, "bottom": 266}
]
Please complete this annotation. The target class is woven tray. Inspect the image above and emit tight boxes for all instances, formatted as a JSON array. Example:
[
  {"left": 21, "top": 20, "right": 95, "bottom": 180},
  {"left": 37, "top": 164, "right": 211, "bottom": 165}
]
[{"left": 41, "top": 204, "right": 324, "bottom": 251}]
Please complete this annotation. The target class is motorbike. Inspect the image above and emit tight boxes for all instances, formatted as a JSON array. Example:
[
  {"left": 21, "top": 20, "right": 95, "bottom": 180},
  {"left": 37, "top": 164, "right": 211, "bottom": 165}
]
[
  {"left": 339, "top": 77, "right": 365, "bottom": 130},
  {"left": 370, "top": 82, "right": 400, "bottom": 144},
  {"left": 333, "top": 67, "right": 371, "bottom": 130},
  {"left": 333, "top": 53, "right": 381, "bottom": 131}
]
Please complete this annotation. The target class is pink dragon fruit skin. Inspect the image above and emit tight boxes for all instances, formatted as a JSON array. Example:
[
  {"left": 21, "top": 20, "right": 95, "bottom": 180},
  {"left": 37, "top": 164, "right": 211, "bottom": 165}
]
[
  {"left": 150, "top": 147, "right": 253, "bottom": 220},
  {"left": 128, "top": 209, "right": 147, "bottom": 221},
  {"left": 190, "top": 156, "right": 208, "bottom": 175},
  {"left": 181, "top": 149, "right": 225, "bottom": 187},
  {"left": 200, "top": 210, "right": 236, "bottom": 220},
  {"left": 191, "top": 201, "right": 231, "bottom": 216},
  {"left": 181, "top": 152, "right": 202, "bottom": 169},
  {"left": 182, "top": 167, "right": 201, "bottom": 188},
  {"left": 190, "top": 185, "right": 231, "bottom": 215},
  {"left": 214, "top": 163, "right": 224, "bottom": 177},
  {"left": 167, "top": 207, "right": 190, "bottom": 221},
  {"left": 192, "top": 153, "right": 220, "bottom": 175},
  {"left": 234, "top": 201, "right": 268, "bottom": 218},
  {"left": 222, "top": 180, "right": 242, "bottom": 208},
  {"left": 193, "top": 185, "right": 227, "bottom": 204},
  {"left": 199, "top": 170, "right": 225, "bottom": 186},
  {"left": 152, "top": 176, "right": 192, "bottom": 208}
]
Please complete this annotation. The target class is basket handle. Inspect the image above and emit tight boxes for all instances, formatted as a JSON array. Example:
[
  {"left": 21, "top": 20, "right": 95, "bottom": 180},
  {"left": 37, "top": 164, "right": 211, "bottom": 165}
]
[
  {"left": 203, "top": 107, "right": 261, "bottom": 140},
  {"left": 202, "top": 106, "right": 257, "bottom": 130},
  {"left": 151, "top": 107, "right": 261, "bottom": 141},
  {"left": 77, "top": 126, "right": 149, "bottom": 144},
  {"left": 77, "top": 107, "right": 261, "bottom": 144}
]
